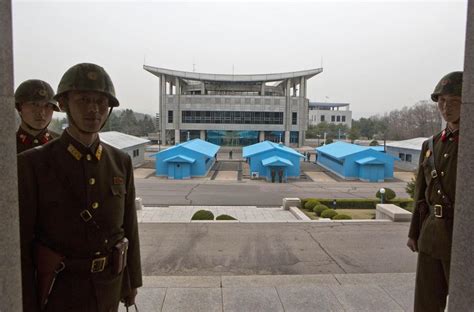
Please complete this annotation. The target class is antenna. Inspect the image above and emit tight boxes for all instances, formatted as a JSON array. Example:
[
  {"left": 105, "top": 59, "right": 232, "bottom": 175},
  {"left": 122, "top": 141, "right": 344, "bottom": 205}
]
[{"left": 193, "top": 57, "right": 196, "bottom": 72}]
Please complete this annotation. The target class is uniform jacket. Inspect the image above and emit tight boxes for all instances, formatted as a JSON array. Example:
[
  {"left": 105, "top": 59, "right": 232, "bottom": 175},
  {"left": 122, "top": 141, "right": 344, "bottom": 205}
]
[
  {"left": 408, "top": 129, "right": 458, "bottom": 260},
  {"left": 18, "top": 130, "right": 142, "bottom": 311},
  {"left": 16, "top": 127, "right": 58, "bottom": 154}
]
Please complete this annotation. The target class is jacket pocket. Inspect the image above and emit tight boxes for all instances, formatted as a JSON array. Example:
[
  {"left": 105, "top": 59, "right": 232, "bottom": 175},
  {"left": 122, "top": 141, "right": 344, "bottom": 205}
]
[{"left": 110, "top": 185, "right": 127, "bottom": 197}]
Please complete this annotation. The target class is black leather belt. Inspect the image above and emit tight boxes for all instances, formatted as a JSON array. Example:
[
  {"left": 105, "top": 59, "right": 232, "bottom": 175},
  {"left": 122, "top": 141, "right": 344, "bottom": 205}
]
[
  {"left": 429, "top": 204, "right": 453, "bottom": 219},
  {"left": 65, "top": 255, "right": 111, "bottom": 273}
]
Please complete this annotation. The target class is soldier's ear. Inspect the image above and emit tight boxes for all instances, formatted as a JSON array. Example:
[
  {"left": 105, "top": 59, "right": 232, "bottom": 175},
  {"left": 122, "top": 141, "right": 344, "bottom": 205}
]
[{"left": 58, "top": 95, "right": 68, "bottom": 112}]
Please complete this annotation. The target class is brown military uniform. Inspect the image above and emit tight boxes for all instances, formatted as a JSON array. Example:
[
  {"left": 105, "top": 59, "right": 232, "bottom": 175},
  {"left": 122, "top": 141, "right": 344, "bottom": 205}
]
[
  {"left": 18, "top": 130, "right": 142, "bottom": 312},
  {"left": 408, "top": 128, "right": 458, "bottom": 311},
  {"left": 16, "top": 127, "right": 58, "bottom": 154}
]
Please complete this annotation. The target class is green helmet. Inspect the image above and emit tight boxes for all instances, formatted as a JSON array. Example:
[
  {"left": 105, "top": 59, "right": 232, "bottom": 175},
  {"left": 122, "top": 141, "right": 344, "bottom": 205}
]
[
  {"left": 54, "top": 63, "right": 119, "bottom": 107},
  {"left": 14, "top": 79, "right": 60, "bottom": 112},
  {"left": 431, "top": 71, "right": 463, "bottom": 102}
]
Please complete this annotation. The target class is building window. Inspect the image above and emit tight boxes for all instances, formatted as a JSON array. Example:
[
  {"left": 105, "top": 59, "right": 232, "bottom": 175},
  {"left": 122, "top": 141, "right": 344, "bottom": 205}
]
[
  {"left": 168, "top": 111, "right": 173, "bottom": 123},
  {"left": 292, "top": 112, "right": 297, "bottom": 125},
  {"left": 133, "top": 149, "right": 139, "bottom": 157},
  {"left": 321, "top": 115, "right": 325, "bottom": 122},
  {"left": 406, "top": 154, "right": 412, "bottom": 162},
  {"left": 181, "top": 111, "right": 283, "bottom": 125},
  {"left": 331, "top": 115, "right": 335, "bottom": 122},
  {"left": 336, "top": 116, "right": 341, "bottom": 122},
  {"left": 399, "top": 153, "right": 405, "bottom": 161},
  {"left": 342, "top": 116, "right": 346, "bottom": 122}
]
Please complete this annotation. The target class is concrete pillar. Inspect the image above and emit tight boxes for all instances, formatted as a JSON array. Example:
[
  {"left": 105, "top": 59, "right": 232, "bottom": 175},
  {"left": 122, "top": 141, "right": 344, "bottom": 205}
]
[
  {"left": 200, "top": 130, "right": 205, "bottom": 140},
  {"left": 259, "top": 131, "right": 265, "bottom": 142},
  {"left": 300, "top": 77, "right": 305, "bottom": 98},
  {"left": 0, "top": 0, "right": 22, "bottom": 310},
  {"left": 285, "top": 79, "right": 291, "bottom": 132},
  {"left": 174, "top": 77, "right": 180, "bottom": 130},
  {"left": 174, "top": 129, "right": 180, "bottom": 144},
  {"left": 160, "top": 75, "right": 166, "bottom": 145},
  {"left": 260, "top": 82, "right": 265, "bottom": 96},
  {"left": 449, "top": 2, "right": 474, "bottom": 309},
  {"left": 284, "top": 130, "right": 290, "bottom": 146}
]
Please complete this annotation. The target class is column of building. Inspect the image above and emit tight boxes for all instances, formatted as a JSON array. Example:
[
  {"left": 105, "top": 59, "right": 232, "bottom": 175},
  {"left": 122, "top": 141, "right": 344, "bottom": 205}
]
[
  {"left": 299, "top": 76, "right": 306, "bottom": 146},
  {"left": 0, "top": 0, "right": 22, "bottom": 309},
  {"left": 173, "top": 77, "right": 180, "bottom": 144},
  {"left": 284, "top": 79, "right": 291, "bottom": 146},
  {"left": 449, "top": 1, "right": 474, "bottom": 309},
  {"left": 160, "top": 74, "right": 167, "bottom": 145}
]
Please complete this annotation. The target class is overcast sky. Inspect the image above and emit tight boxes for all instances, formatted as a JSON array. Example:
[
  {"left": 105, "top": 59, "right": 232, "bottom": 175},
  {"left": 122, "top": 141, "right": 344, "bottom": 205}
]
[{"left": 13, "top": 0, "right": 467, "bottom": 119}]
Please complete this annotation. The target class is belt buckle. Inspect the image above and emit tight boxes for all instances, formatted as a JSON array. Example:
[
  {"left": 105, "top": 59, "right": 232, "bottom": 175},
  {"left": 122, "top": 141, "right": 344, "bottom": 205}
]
[
  {"left": 80, "top": 210, "right": 92, "bottom": 222},
  {"left": 91, "top": 256, "right": 107, "bottom": 273},
  {"left": 434, "top": 204, "right": 443, "bottom": 218},
  {"left": 431, "top": 170, "right": 438, "bottom": 179}
]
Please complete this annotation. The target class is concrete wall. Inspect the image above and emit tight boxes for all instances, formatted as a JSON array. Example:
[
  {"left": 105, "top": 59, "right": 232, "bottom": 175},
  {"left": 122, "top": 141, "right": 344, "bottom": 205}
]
[
  {"left": 308, "top": 109, "right": 352, "bottom": 128},
  {"left": 123, "top": 144, "right": 146, "bottom": 167},
  {"left": 386, "top": 146, "right": 420, "bottom": 171}
]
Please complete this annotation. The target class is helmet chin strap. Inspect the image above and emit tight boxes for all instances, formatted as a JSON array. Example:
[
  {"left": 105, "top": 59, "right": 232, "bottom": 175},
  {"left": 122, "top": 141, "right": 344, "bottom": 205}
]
[{"left": 65, "top": 104, "right": 114, "bottom": 134}]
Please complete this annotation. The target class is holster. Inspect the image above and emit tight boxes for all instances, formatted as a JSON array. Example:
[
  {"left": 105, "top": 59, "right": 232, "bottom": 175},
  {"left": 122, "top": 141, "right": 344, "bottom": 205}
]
[
  {"left": 34, "top": 242, "right": 65, "bottom": 311},
  {"left": 113, "top": 237, "right": 129, "bottom": 275}
]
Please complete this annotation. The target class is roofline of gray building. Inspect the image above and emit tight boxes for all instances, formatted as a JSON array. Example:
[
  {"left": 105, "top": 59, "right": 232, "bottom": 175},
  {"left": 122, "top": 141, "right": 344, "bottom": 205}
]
[
  {"left": 309, "top": 102, "right": 350, "bottom": 107},
  {"left": 143, "top": 65, "right": 323, "bottom": 82}
]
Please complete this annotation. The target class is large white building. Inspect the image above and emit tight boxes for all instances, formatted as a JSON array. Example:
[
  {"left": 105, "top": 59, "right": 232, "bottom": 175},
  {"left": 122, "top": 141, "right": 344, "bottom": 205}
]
[
  {"left": 308, "top": 102, "right": 352, "bottom": 128},
  {"left": 144, "top": 65, "right": 323, "bottom": 147}
]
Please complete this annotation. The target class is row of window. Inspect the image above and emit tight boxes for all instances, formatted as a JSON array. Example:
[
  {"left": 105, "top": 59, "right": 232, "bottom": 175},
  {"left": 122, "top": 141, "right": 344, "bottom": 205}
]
[
  {"left": 399, "top": 153, "right": 412, "bottom": 162},
  {"left": 320, "top": 115, "right": 347, "bottom": 122},
  {"left": 168, "top": 97, "right": 284, "bottom": 105},
  {"left": 168, "top": 111, "right": 290, "bottom": 125}
]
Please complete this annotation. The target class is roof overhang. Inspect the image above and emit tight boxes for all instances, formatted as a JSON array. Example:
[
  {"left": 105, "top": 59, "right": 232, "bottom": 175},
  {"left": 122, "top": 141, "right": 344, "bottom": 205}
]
[{"left": 144, "top": 65, "right": 323, "bottom": 83}]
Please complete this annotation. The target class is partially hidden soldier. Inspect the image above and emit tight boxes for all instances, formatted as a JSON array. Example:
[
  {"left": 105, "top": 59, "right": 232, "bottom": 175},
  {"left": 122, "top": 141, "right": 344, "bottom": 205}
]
[
  {"left": 407, "top": 71, "right": 462, "bottom": 312},
  {"left": 18, "top": 63, "right": 142, "bottom": 311},
  {"left": 15, "top": 79, "right": 60, "bottom": 153}
]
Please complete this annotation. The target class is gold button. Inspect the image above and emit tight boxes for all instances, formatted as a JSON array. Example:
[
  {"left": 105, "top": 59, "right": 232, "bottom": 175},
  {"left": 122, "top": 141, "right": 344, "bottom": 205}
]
[
  {"left": 441, "top": 171, "right": 445, "bottom": 177},
  {"left": 104, "top": 239, "right": 108, "bottom": 244},
  {"left": 444, "top": 153, "right": 449, "bottom": 158},
  {"left": 437, "top": 189, "right": 441, "bottom": 195},
  {"left": 92, "top": 202, "right": 99, "bottom": 209},
  {"left": 33, "top": 139, "right": 39, "bottom": 144},
  {"left": 449, "top": 137, "right": 454, "bottom": 141},
  {"left": 86, "top": 154, "right": 92, "bottom": 161},
  {"left": 89, "top": 178, "right": 96, "bottom": 185}
]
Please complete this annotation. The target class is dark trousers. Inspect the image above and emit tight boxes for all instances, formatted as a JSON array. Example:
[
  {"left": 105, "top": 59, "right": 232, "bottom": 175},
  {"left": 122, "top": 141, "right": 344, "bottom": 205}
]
[{"left": 414, "top": 252, "right": 450, "bottom": 312}]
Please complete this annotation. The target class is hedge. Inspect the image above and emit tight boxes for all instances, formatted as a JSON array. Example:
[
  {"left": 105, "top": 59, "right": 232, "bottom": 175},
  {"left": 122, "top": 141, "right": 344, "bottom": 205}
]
[
  {"left": 320, "top": 209, "right": 338, "bottom": 219},
  {"left": 191, "top": 210, "right": 214, "bottom": 220},
  {"left": 216, "top": 214, "right": 237, "bottom": 220},
  {"left": 333, "top": 214, "right": 352, "bottom": 220},
  {"left": 300, "top": 198, "right": 414, "bottom": 210},
  {"left": 314, "top": 204, "right": 329, "bottom": 216}
]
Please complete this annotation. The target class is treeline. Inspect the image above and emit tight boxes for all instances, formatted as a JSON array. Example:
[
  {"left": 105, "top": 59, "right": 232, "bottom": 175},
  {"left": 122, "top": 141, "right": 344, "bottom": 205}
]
[
  {"left": 306, "top": 100, "right": 441, "bottom": 142},
  {"left": 49, "top": 109, "right": 156, "bottom": 137}
]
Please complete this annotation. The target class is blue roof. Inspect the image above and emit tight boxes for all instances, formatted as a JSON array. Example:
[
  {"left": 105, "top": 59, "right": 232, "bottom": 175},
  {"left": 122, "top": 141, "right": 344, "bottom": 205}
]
[
  {"left": 370, "top": 146, "right": 385, "bottom": 152},
  {"left": 316, "top": 142, "right": 369, "bottom": 159},
  {"left": 355, "top": 157, "right": 385, "bottom": 165},
  {"left": 159, "top": 139, "right": 220, "bottom": 158},
  {"left": 163, "top": 155, "right": 196, "bottom": 163},
  {"left": 261, "top": 156, "right": 294, "bottom": 167},
  {"left": 243, "top": 141, "right": 303, "bottom": 158}
]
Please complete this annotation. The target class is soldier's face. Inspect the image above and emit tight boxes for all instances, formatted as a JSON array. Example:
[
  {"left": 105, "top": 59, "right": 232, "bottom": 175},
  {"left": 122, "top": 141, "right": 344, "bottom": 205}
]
[
  {"left": 437, "top": 94, "right": 461, "bottom": 123},
  {"left": 19, "top": 100, "right": 55, "bottom": 130},
  {"left": 63, "top": 91, "right": 110, "bottom": 133}
]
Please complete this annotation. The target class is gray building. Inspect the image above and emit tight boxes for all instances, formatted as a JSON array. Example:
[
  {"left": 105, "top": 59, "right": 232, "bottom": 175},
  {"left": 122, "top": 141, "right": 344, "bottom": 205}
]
[
  {"left": 99, "top": 131, "right": 150, "bottom": 167},
  {"left": 308, "top": 102, "right": 352, "bottom": 128},
  {"left": 385, "top": 137, "right": 427, "bottom": 171},
  {"left": 144, "top": 65, "right": 323, "bottom": 147}
]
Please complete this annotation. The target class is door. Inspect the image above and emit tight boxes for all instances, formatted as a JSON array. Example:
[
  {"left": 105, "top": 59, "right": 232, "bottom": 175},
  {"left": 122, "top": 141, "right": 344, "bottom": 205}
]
[{"left": 175, "top": 163, "right": 183, "bottom": 179}]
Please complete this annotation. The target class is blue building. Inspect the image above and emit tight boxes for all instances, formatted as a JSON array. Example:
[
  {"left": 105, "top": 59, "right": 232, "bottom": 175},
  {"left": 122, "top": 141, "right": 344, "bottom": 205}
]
[
  {"left": 155, "top": 139, "right": 220, "bottom": 179},
  {"left": 243, "top": 141, "right": 304, "bottom": 183},
  {"left": 316, "top": 142, "right": 396, "bottom": 182}
]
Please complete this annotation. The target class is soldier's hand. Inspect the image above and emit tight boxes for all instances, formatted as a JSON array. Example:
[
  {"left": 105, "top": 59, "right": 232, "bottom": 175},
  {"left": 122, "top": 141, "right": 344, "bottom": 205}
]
[
  {"left": 407, "top": 238, "right": 418, "bottom": 252},
  {"left": 122, "top": 288, "right": 138, "bottom": 307}
]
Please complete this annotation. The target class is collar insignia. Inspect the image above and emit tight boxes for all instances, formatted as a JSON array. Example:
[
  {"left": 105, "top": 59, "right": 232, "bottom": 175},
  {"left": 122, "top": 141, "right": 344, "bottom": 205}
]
[
  {"left": 113, "top": 176, "right": 124, "bottom": 185},
  {"left": 95, "top": 144, "right": 103, "bottom": 161},
  {"left": 67, "top": 144, "right": 83, "bottom": 160}
]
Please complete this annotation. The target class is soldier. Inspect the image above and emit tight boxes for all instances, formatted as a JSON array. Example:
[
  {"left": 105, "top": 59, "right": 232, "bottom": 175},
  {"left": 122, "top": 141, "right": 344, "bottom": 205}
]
[
  {"left": 407, "top": 71, "right": 462, "bottom": 311},
  {"left": 15, "top": 79, "right": 60, "bottom": 153},
  {"left": 18, "top": 63, "right": 142, "bottom": 311}
]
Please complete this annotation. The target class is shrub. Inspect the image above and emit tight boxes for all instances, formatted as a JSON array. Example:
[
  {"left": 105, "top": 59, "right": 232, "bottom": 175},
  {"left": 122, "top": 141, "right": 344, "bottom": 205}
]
[
  {"left": 405, "top": 173, "right": 417, "bottom": 199},
  {"left": 320, "top": 209, "right": 338, "bottom": 219},
  {"left": 216, "top": 214, "right": 237, "bottom": 220},
  {"left": 333, "top": 214, "right": 352, "bottom": 220},
  {"left": 300, "top": 198, "right": 309, "bottom": 209},
  {"left": 304, "top": 199, "right": 320, "bottom": 211},
  {"left": 313, "top": 204, "right": 329, "bottom": 216},
  {"left": 375, "top": 188, "right": 396, "bottom": 201},
  {"left": 369, "top": 140, "right": 379, "bottom": 146},
  {"left": 314, "top": 198, "right": 377, "bottom": 209},
  {"left": 191, "top": 210, "right": 214, "bottom": 220}
]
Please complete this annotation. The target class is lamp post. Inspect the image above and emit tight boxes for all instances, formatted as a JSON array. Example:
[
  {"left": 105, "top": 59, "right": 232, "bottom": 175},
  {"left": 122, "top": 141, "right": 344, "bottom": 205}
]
[
  {"left": 187, "top": 131, "right": 190, "bottom": 141},
  {"left": 279, "top": 133, "right": 282, "bottom": 144},
  {"left": 379, "top": 188, "right": 386, "bottom": 204}
]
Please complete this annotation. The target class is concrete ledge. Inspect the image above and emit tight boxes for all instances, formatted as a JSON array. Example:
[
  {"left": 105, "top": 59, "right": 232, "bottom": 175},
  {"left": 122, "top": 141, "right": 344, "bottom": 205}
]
[
  {"left": 376, "top": 204, "right": 412, "bottom": 222},
  {"left": 282, "top": 198, "right": 301, "bottom": 210},
  {"left": 289, "top": 206, "right": 311, "bottom": 220}
]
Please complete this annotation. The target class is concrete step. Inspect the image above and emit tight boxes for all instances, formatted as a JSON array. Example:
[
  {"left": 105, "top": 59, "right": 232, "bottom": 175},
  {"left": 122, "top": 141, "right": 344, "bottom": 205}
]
[{"left": 120, "top": 273, "right": 415, "bottom": 311}]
